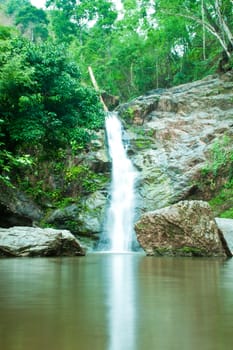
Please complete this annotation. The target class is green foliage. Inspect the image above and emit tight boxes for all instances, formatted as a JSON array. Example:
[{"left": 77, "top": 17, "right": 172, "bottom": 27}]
[
  {"left": 0, "top": 29, "right": 104, "bottom": 189},
  {"left": 65, "top": 165, "right": 108, "bottom": 195},
  {"left": 66, "top": 0, "right": 233, "bottom": 100},
  {"left": 193, "top": 135, "right": 233, "bottom": 218},
  {"left": 220, "top": 208, "right": 233, "bottom": 219},
  {"left": 201, "top": 136, "right": 233, "bottom": 177},
  {"left": 209, "top": 180, "right": 233, "bottom": 218},
  {"left": 3, "top": 0, "right": 233, "bottom": 102},
  {"left": 46, "top": 0, "right": 117, "bottom": 42},
  {"left": 5, "top": 0, "right": 49, "bottom": 41},
  {"left": 0, "top": 37, "right": 104, "bottom": 154},
  {"left": 0, "top": 147, "right": 33, "bottom": 187},
  {"left": 154, "top": 246, "right": 205, "bottom": 257}
]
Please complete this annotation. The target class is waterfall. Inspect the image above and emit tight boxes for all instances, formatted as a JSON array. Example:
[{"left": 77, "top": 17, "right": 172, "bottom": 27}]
[{"left": 98, "top": 112, "right": 138, "bottom": 252}]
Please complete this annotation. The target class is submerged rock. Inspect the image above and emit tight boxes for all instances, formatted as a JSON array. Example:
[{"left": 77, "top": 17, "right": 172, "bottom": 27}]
[
  {"left": 135, "top": 200, "right": 232, "bottom": 257},
  {"left": 0, "top": 226, "right": 85, "bottom": 258}
]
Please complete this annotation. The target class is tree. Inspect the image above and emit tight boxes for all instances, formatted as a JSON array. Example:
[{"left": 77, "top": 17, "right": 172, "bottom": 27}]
[
  {"left": 0, "top": 37, "right": 104, "bottom": 154},
  {"left": 46, "top": 0, "right": 117, "bottom": 42},
  {"left": 15, "top": 5, "right": 49, "bottom": 41},
  {"left": 4, "top": 0, "right": 49, "bottom": 41},
  {"left": 155, "top": 0, "right": 233, "bottom": 60}
]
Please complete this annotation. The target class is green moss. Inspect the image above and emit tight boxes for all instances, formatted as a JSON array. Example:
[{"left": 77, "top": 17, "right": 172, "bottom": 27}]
[
  {"left": 178, "top": 246, "right": 204, "bottom": 257},
  {"left": 154, "top": 246, "right": 205, "bottom": 257},
  {"left": 208, "top": 180, "right": 233, "bottom": 217},
  {"left": 154, "top": 247, "right": 171, "bottom": 256},
  {"left": 122, "top": 107, "right": 135, "bottom": 123},
  {"left": 201, "top": 135, "right": 233, "bottom": 177},
  {"left": 57, "top": 197, "right": 77, "bottom": 209},
  {"left": 220, "top": 208, "right": 233, "bottom": 219},
  {"left": 135, "top": 222, "right": 147, "bottom": 230},
  {"left": 133, "top": 138, "right": 153, "bottom": 149}
]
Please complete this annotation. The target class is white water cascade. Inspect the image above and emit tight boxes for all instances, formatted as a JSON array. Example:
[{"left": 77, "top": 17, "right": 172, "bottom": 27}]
[{"left": 98, "top": 112, "right": 138, "bottom": 252}]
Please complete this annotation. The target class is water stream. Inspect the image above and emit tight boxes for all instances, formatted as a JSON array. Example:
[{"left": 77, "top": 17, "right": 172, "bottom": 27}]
[{"left": 98, "top": 112, "right": 138, "bottom": 252}]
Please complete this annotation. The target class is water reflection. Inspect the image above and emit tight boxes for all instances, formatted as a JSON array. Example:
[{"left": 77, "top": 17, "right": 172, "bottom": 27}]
[
  {"left": 107, "top": 254, "right": 138, "bottom": 350},
  {"left": 136, "top": 257, "right": 232, "bottom": 350},
  {"left": 0, "top": 256, "right": 233, "bottom": 350}
]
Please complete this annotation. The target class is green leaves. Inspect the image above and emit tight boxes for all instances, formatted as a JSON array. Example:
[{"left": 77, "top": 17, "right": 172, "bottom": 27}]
[
  {"left": 0, "top": 37, "right": 104, "bottom": 155},
  {"left": 6, "top": 0, "right": 49, "bottom": 41}
]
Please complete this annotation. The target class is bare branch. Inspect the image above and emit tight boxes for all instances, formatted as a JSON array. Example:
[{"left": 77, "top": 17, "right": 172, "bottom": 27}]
[
  {"left": 201, "top": 0, "right": 206, "bottom": 60},
  {"left": 162, "top": 10, "right": 231, "bottom": 58},
  {"left": 88, "top": 66, "right": 108, "bottom": 112},
  {"left": 215, "top": 0, "right": 233, "bottom": 47}
]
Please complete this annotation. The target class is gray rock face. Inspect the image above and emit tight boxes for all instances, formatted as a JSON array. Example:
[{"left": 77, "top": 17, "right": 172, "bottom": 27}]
[
  {"left": 78, "top": 191, "right": 107, "bottom": 234},
  {"left": 0, "top": 185, "right": 42, "bottom": 227},
  {"left": 135, "top": 200, "right": 232, "bottom": 257},
  {"left": 119, "top": 72, "right": 233, "bottom": 212},
  {"left": 47, "top": 191, "right": 107, "bottom": 237},
  {"left": 0, "top": 227, "right": 85, "bottom": 257}
]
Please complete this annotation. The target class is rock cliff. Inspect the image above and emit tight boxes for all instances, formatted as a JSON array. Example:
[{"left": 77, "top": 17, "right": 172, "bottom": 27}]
[{"left": 118, "top": 71, "right": 233, "bottom": 214}]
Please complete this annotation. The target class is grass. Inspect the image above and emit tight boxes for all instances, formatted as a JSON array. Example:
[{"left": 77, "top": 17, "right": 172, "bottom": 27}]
[{"left": 209, "top": 180, "right": 233, "bottom": 218}]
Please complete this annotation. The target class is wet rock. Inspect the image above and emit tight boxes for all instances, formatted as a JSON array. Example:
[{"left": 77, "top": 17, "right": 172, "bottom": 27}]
[
  {"left": 0, "top": 184, "right": 42, "bottom": 227},
  {"left": 77, "top": 191, "right": 107, "bottom": 235},
  {"left": 135, "top": 200, "right": 232, "bottom": 257},
  {"left": 47, "top": 204, "right": 79, "bottom": 228},
  {"left": 117, "top": 95, "right": 159, "bottom": 125},
  {"left": 47, "top": 191, "right": 107, "bottom": 237},
  {"left": 0, "top": 226, "right": 85, "bottom": 257}
]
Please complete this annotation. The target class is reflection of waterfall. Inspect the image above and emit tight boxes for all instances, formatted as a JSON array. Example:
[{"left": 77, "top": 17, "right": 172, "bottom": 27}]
[
  {"left": 108, "top": 254, "right": 136, "bottom": 350},
  {"left": 98, "top": 112, "right": 138, "bottom": 252}
]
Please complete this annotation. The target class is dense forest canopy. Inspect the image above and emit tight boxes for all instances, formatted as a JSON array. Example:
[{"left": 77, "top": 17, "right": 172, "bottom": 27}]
[
  {"left": 1, "top": 0, "right": 233, "bottom": 99},
  {"left": 0, "top": 0, "right": 232, "bottom": 189},
  {"left": 44, "top": 0, "right": 233, "bottom": 98}
]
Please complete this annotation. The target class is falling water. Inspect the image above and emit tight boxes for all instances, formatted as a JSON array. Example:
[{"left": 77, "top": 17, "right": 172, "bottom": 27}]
[{"left": 98, "top": 112, "right": 138, "bottom": 252}]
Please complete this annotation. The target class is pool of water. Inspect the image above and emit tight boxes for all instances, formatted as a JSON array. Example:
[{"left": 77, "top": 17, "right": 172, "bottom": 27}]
[{"left": 0, "top": 254, "right": 233, "bottom": 350}]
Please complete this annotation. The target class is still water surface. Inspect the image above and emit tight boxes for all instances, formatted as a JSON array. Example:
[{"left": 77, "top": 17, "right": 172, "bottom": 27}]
[{"left": 0, "top": 254, "right": 233, "bottom": 350}]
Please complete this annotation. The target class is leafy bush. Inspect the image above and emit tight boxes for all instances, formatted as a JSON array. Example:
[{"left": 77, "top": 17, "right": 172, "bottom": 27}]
[
  {"left": 201, "top": 136, "right": 233, "bottom": 177},
  {"left": 0, "top": 37, "right": 105, "bottom": 153}
]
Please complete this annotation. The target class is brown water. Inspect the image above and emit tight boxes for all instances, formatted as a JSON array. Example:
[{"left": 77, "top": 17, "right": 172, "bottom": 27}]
[{"left": 0, "top": 254, "right": 233, "bottom": 350}]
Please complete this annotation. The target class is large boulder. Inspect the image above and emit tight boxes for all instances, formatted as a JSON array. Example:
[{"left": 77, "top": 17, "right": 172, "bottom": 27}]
[
  {"left": 135, "top": 200, "right": 232, "bottom": 257},
  {"left": 0, "top": 226, "right": 85, "bottom": 258}
]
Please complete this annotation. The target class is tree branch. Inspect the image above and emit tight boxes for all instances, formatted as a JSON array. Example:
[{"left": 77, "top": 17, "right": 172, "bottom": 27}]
[
  {"left": 88, "top": 66, "right": 108, "bottom": 112},
  {"left": 163, "top": 10, "right": 231, "bottom": 58}
]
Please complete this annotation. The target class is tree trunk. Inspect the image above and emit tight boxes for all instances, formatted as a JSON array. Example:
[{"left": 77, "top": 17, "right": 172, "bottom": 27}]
[
  {"left": 201, "top": 0, "right": 206, "bottom": 60},
  {"left": 88, "top": 66, "right": 108, "bottom": 112},
  {"left": 215, "top": 0, "right": 233, "bottom": 48}
]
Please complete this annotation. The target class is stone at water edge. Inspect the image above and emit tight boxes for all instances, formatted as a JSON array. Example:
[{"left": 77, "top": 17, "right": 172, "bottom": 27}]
[
  {"left": 215, "top": 218, "right": 233, "bottom": 253},
  {"left": 0, "top": 227, "right": 85, "bottom": 257},
  {"left": 135, "top": 200, "right": 232, "bottom": 257}
]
